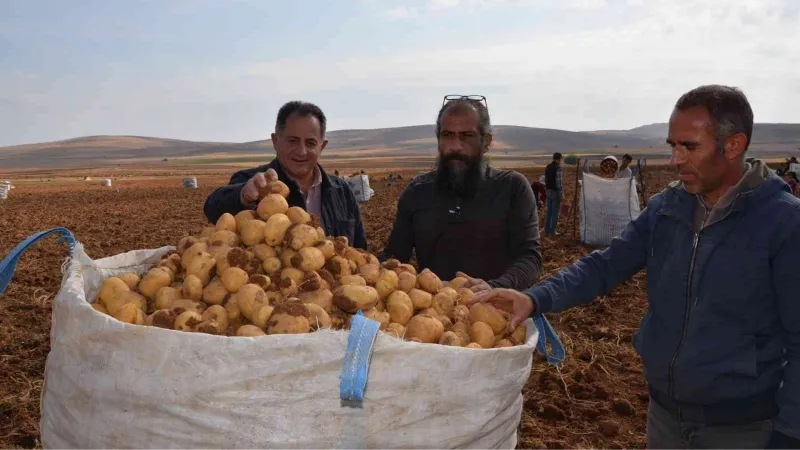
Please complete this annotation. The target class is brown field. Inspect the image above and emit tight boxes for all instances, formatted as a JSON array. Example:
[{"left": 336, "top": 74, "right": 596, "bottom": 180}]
[{"left": 0, "top": 163, "right": 680, "bottom": 449}]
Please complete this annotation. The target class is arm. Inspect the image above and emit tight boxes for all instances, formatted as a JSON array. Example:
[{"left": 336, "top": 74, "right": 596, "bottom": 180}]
[
  {"left": 524, "top": 195, "right": 658, "bottom": 313},
  {"left": 378, "top": 187, "right": 415, "bottom": 263},
  {"left": 203, "top": 170, "right": 254, "bottom": 224},
  {"left": 768, "top": 225, "right": 800, "bottom": 446},
  {"left": 488, "top": 176, "right": 542, "bottom": 290},
  {"left": 556, "top": 166, "right": 564, "bottom": 192}
]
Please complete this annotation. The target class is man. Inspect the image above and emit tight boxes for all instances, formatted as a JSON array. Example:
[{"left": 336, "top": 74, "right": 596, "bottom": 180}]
[
  {"left": 379, "top": 96, "right": 542, "bottom": 292},
  {"left": 781, "top": 170, "right": 798, "bottom": 196},
  {"left": 531, "top": 175, "right": 547, "bottom": 209},
  {"left": 543, "top": 153, "right": 564, "bottom": 236},
  {"left": 470, "top": 85, "right": 800, "bottom": 449},
  {"left": 204, "top": 101, "right": 367, "bottom": 249},
  {"left": 617, "top": 153, "right": 633, "bottom": 178}
]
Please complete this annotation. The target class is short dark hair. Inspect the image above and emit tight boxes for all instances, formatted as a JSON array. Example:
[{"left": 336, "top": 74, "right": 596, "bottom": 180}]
[
  {"left": 674, "top": 85, "right": 753, "bottom": 152},
  {"left": 553, "top": 152, "right": 563, "bottom": 160},
  {"left": 623, "top": 153, "right": 632, "bottom": 161},
  {"left": 435, "top": 98, "right": 492, "bottom": 139},
  {"left": 275, "top": 101, "right": 327, "bottom": 137}
]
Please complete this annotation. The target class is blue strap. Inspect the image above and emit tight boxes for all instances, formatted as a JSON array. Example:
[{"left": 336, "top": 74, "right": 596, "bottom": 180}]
[
  {"left": 0, "top": 228, "right": 75, "bottom": 295},
  {"left": 339, "top": 310, "right": 381, "bottom": 408},
  {"left": 534, "top": 314, "right": 566, "bottom": 366}
]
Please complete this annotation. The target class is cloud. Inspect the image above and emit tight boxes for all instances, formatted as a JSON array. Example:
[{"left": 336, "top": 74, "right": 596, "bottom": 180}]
[{"left": 385, "top": 5, "right": 419, "bottom": 19}]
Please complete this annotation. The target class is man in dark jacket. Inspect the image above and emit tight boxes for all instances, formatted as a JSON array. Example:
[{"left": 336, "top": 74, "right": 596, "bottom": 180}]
[
  {"left": 379, "top": 96, "right": 542, "bottom": 292},
  {"left": 543, "top": 152, "right": 564, "bottom": 236},
  {"left": 203, "top": 101, "right": 367, "bottom": 249},
  {"left": 470, "top": 85, "right": 800, "bottom": 449}
]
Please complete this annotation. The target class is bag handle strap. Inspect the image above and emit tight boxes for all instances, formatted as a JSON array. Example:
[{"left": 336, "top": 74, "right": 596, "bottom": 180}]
[
  {"left": 0, "top": 227, "right": 75, "bottom": 295},
  {"left": 534, "top": 313, "right": 566, "bottom": 366},
  {"left": 339, "top": 311, "right": 381, "bottom": 408}
]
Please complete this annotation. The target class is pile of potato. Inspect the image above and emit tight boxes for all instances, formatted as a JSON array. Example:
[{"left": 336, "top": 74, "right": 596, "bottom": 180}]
[{"left": 91, "top": 179, "right": 526, "bottom": 349}]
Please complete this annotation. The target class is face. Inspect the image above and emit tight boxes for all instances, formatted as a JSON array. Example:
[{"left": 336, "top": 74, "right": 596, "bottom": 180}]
[
  {"left": 621, "top": 158, "right": 631, "bottom": 169},
  {"left": 436, "top": 106, "right": 492, "bottom": 196},
  {"left": 667, "top": 106, "right": 745, "bottom": 199},
  {"left": 271, "top": 113, "right": 328, "bottom": 180}
]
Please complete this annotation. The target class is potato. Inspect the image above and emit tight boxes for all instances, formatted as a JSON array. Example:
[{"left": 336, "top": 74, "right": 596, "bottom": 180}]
[
  {"left": 450, "top": 277, "right": 469, "bottom": 289},
  {"left": 398, "top": 272, "right": 416, "bottom": 293},
  {"left": 452, "top": 305, "right": 470, "bottom": 324},
  {"left": 306, "top": 303, "right": 332, "bottom": 330},
  {"left": 236, "top": 324, "right": 266, "bottom": 337},
  {"left": 235, "top": 284, "right": 269, "bottom": 321},
  {"left": 117, "top": 273, "right": 141, "bottom": 290},
  {"left": 115, "top": 303, "right": 145, "bottom": 325},
  {"left": 215, "top": 212, "right": 237, "bottom": 233},
  {"left": 174, "top": 311, "right": 204, "bottom": 332},
  {"left": 225, "top": 296, "right": 244, "bottom": 330},
  {"left": 439, "top": 331, "right": 462, "bottom": 347},
  {"left": 200, "top": 226, "right": 216, "bottom": 239},
  {"left": 333, "top": 236, "right": 349, "bottom": 255},
  {"left": 469, "top": 303, "right": 508, "bottom": 336},
  {"left": 385, "top": 323, "right": 405, "bottom": 339},
  {"left": 156, "top": 253, "right": 182, "bottom": 276},
  {"left": 262, "top": 257, "right": 282, "bottom": 275},
  {"left": 420, "top": 308, "right": 438, "bottom": 317},
  {"left": 279, "top": 277, "right": 298, "bottom": 297},
  {"left": 241, "top": 219, "right": 267, "bottom": 247},
  {"left": 381, "top": 258, "right": 401, "bottom": 271},
  {"left": 201, "top": 305, "right": 230, "bottom": 331},
  {"left": 91, "top": 302, "right": 109, "bottom": 314},
  {"left": 375, "top": 299, "right": 386, "bottom": 312},
  {"left": 315, "top": 240, "right": 336, "bottom": 260},
  {"left": 358, "top": 263, "right": 381, "bottom": 284},
  {"left": 221, "top": 267, "right": 249, "bottom": 293},
  {"left": 105, "top": 291, "right": 147, "bottom": 317},
  {"left": 417, "top": 269, "right": 443, "bottom": 294},
  {"left": 285, "top": 224, "right": 318, "bottom": 251},
  {"left": 176, "top": 236, "right": 199, "bottom": 256},
  {"left": 286, "top": 206, "right": 312, "bottom": 225},
  {"left": 181, "top": 275, "right": 203, "bottom": 301},
  {"left": 252, "top": 243, "right": 278, "bottom": 261},
  {"left": 185, "top": 251, "right": 216, "bottom": 286},
  {"left": 251, "top": 304, "right": 275, "bottom": 329},
  {"left": 235, "top": 210, "right": 258, "bottom": 233},
  {"left": 457, "top": 288, "right": 474, "bottom": 304},
  {"left": 437, "top": 315, "right": 454, "bottom": 332},
  {"left": 202, "top": 278, "right": 230, "bottom": 305},
  {"left": 398, "top": 264, "right": 417, "bottom": 276},
  {"left": 432, "top": 292, "right": 456, "bottom": 317},
  {"left": 339, "top": 275, "right": 367, "bottom": 286},
  {"left": 258, "top": 179, "right": 290, "bottom": 199},
  {"left": 510, "top": 324, "right": 527, "bottom": 345},
  {"left": 248, "top": 274, "right": 271, "bottom": 290},
  {"left": 297, "top": 271, "right": 323, "bottom": 293},
  {"left": 280, "top": 247, "right": 297, "bottom": 269},
  {"left": 155, "top": 286, "right": 182, "bottom": 310},
  {"left": 494, "top": 339, "right": 514, "bottom": 348},
  {"left": 317, "top": 269, "right": 336, "bottom": 291},
  {"left": 171, "top": 299, "right": 207, "bottom": 315},
  {"left": 363, "top": 308, "right": 391, "bottom": 330},
  {"left": 315, "top": 226, "right": 326, "bottom": 241},
  {"left": 257, "top": 193, "right": 289, "bottom": 220},
  {"left": 210, "top": 230, "right": 240, "bottom": 247},
  {"left": 405, "top": 315, "right": 444, "bottom": 344},
  {"left": 386, "top": 291, "right": 414, "bottom": 325},
  {"left": 465, "top": 342, "right": 483, "bottom": 349},
  {"left": 469, "top": 322, "right": 495, "bottom": 349},
  {"left": 264, "top": 213, "right": 293, "bottom": 246},
  {"left": 195, "top": 320, "right": 224, "bottom": 335},
  {"left": 344, "top": 248, "right": 370, "bottom": 267},
  {"left": 329, "top": 308, "right": 351, "bottom": 329},
  {"left": 326, "top": 256, "right": 354, "bottom": 278},
  {"left": 375, "top": 269, "right": 399, "bottom": 299},
  {"left": 99, "top": 277, "right": 129, "bottom": 305},
  {"left": 145, "top": 309, "right": 177, "bottom": 329},
  {"left": 333, "top": 285, "right": 379, "bottom": 313},
  {"left": 297, "top": 289, "right": 333, "bottom": 312},
  {"left": 267, "top": 299, "right": 311, "bottom": 334},
  {"left": 408, "top": 289, "right": 433, "bottom": 310},
  {"left": 291, "top": 247, "right": 326, "bottom": 272}
]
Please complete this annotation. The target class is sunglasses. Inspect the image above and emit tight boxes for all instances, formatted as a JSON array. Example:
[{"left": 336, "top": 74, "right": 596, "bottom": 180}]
[{"left": 442, "top": 95, "right": 488, "bottom": 110}]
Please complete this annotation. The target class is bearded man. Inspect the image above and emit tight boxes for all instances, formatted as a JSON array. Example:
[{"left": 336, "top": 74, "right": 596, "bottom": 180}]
[{"left": 378, "top": 96, "right": 542, "bottom": 292}]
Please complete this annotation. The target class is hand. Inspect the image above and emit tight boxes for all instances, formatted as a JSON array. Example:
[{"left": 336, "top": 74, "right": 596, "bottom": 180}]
[
  {"left": 468, "top": 288, "right": 535, "bottom": 333},
  {"left": 240, "top": 169, "right": 279, "bottom": 205},
  {"left": 455, "top": 271, "right": 491, "bottom": 293}
]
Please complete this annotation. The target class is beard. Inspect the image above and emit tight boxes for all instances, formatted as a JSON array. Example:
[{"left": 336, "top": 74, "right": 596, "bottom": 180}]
[{"left": 435, "top": 152, "right": 485, "bottom": 199}]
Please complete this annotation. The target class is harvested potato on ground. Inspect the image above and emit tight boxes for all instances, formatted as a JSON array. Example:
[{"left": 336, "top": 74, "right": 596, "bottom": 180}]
[
  {"left": 439, "top": 331, "right": 462, "bottom": 347},
  {"left": 510, "top": 324, "right": 527, "bottom": 345},
  {"left": 451, "top": 305, "right": 470, "bottom": 324},
  {"left": 398, "top": 272, "right": 416, "bottom": 293},
  {"left": 235, "top": 284, "right": 269, "bottom": 321},
  {"left": 408, "top": 289, "right": 433, "bottom": 310},
  {"left": 386, "top": 291, "right": 414, "bottom": 325},
  {"left": 225, "top": 296, "right": 244, "bottom": 330},
  {"left": 494, "top": 339, "right": 514, "bottom": 348},
  {"left": 287, "top": 206, "right": 311, "bottom": 225},
  {"left": 469, "top": 322, "right": 495, "bottom": 349},
  {"left": 465, "top": 342, "right": 483, "bottom": 349},
  {"left": 99, "top": 277, "right": 130, "bottom": 305},
  {"left": 201, "top": 305, "right": 230, "bottom": 331},
  {"left": 264, "top": 213, "right": 293, "bottom": 246},
  {"left": 156, "top": 254, "right": 182, "bottom": 276},
  {"left": 257, "top": 193, "right": 289, "bottom": 220},
  {"left": 262, "top": 257, "right": 282, "bottom": 275},
  {"left": 315, "top": 240, "right": 335, "bottom": 260},
  {"left": 469, "top": 303, "right": 508, "bottom": 336},
  {"left": 375, "top": 269, "right": 399, "bottom": 299},
  {"left": 207, "top": 242, "right": 234, "bottom": 268},
  {"left": 297, "top": 289, "right": 333, "bottom": 312},
  {"left": 339, "top": 275, "right": 367, "bottom": 286},
  {"left": 397, "top": 264, "right": 417, "bottom": 276},
  {"left": 210, "top": 230, "right": 240, "bottom": 248},
  {"left": 358, "top": 263, "right": 381, "bottom": 284},
  {"left": 306, "top": 303, "right": 332, "bottom": 330},
  {"left": 279, "top": 277, "right": 299, "bottom": 297},
  {"left": 248, "top": 274, "right": 271, "bottom": 290},
  {"left": 457, "top": 288, "right": 474, "bottom": 304},
  {"left": 181, "top": 242, "right": 209, "bottom": 269},
  {"left": 176, "top": 236, "right": 200, "bottom": 256},
  {"left": 405, "top": 315, "right": 445, "bottom": 344},
  {"left": 117, "top": 273, "right": 141, "bottom": 291},
  {"left": 251, "top": 305, "right": 275, "bottom": 329},
  {"left": 215, "top": 212, "right": 237, "bottom": 233},
  {"left": 236, "top": 324, "right": 266, "bottom": 337},
  {"left": 155, "top": 286, "right": 182, "bottom": 310},
  {"left": 267, "top": 299, "right": 311, "bottom": 334},
  {"left": 91, "top": 302, "right": 108, "bottom": 314},
  {"left": 344, "top": 248, "right": 370, "bottom": 267},
  {"left": 185, "top": 252, "right": 216, "bottom": 286},
  {"left": 174, "top": 311, "right": 204, "bottom": 331},
  {"left": 450, "top": 277, "right": 469, "bottom": 289},
  {"left": 202, "top": 278, "right": 230, "bottom": 305},
  {"left": 417, "top": 269, "right": 443, "bottom": 294},
  {"left": 241, "top": 219, "right": 267, "bottom": 247},
  {"left": 235, "top": 210, "right": 258, "bottom": 233},
  {"left": 200, "top": 226, "right": 216, "bottom": 239},
  {"left": 381, "top": 259, "right": 401, "bottom": 271},
  {"left": 181, "top": 275, "right": 203, "bottom": 301},
  {"left": 420, "top": 308, "right": 438, "bottom": 317},
  {"left": 171, "top": 299, "right": 207, "bottom": 315},
  {"left": 252, "top": 243, "right": 278, "bottom": 262},
  {"left": 259, "top": 179, "right": 290, "bottom": 199},
  {"left": 432, "top": 292, "right": 456, "bottom": 317},
  {"left": 333, "top": 285, "right": 379, "bottom": 313},
  {"left": 437, "top": 315, "right": 454, "bottom": 332},
  {"left": 363, "top": 308, "right": 391, "bottom": 330},
  {"left": 333, "top": 236, "right": 349, "bottom": 255},
  {"left": 105, "top": 291, "right": 147, "bottom": 317},
  {"left": 385, "top": 323, "right": 405, "bottom": 339},
  {"left": 326, "top": 256, "right": 354, "bottom": 278},
  {"left": 115, "top": 303, "right": 145, "bottom": 325},
  {"left": 291, "top": 247, "right": 326, "bottom": 272},
  {"left": 285, "top": 224, "right": 318, "bottom": 251},
  {"left": 221, "top": 267, "right": 249, "bottom": 293},
  {"left": 280, "top": 248, "right": 297, "bottom": 268},
  {"left": 141, "top": 268, "right": 175, "bottom": 300},
  {"left": 196, "top": 320, "right": 224, "bottom": 335},
  {"left": 145, "top": 309, "right": 177, "bottom": 329},
  {"left": 280, "top": 267, "right": 306, "bottom": 287}
]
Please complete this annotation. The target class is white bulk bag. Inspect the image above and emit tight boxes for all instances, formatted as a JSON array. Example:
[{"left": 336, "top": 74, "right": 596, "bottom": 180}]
[
  {"left": 579, "top": 173, "right": 641, "bottom": 246},
  {"left": 39, "top": 242, "right": 541, "bottom": 449},
  {"left": 344, "top": 175, "right": 374, "bottom": 202}
]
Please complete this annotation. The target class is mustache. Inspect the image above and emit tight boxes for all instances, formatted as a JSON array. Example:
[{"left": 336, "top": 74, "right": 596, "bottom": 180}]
[{"left": 442, "top": 153, "right": 470, "bottom": 163}]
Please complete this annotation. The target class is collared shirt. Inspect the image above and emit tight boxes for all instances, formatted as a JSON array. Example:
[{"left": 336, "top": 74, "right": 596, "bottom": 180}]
[
  {"left": 301, "top": 166, "right": 324, "bottom": 228},
  {"left": 617, "top": 166, "right": 633, "bottom": 178}
]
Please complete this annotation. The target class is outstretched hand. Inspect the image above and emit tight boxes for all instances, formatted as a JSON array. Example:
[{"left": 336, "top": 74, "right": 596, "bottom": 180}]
[
  {"left": 241, "top": 169, "right": 279, "bottom": 205},
  {"left": 467, "top": 288, "right": 536, "bottom": 333},
  {"left": 455, "top": 271, "right": 492, "bottom": 293}
]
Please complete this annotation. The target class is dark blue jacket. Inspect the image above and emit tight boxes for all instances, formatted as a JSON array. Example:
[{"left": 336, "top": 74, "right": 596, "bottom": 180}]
[
  {"left": 526, "top": 172, "right": 800, "bottom": 440},
  {"left": 203, "top": 159, "right": 368, "bottom": 249}
]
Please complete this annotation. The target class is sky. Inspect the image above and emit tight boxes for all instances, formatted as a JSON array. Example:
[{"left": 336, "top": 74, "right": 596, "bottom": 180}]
[{"left": 0, "top": 0, "right": 798, "bottom": 146}]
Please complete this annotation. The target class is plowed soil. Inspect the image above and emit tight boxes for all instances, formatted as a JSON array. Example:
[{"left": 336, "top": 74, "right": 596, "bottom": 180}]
[{"left": 0, "top": 164, "right": 677, "bottom": 449}]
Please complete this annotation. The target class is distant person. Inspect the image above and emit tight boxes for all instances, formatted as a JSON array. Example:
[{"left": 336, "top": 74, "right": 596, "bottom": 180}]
[
  {"left": 531, "top": 175, "right": 547, "bottom": 209},
  {"left": 379, "top": 95, "right": 542, "bottom": 292},
  {"left": 617, "top": 154, "right": 633, "bottom": 178},
  {"left": 470, "top": 85, "right": 800, "bottom": 449},
  {"left": 544, "top": 153, "right": 564, "bottom": 236},
  {"left": 203, "top": 101, "right": 367, "bottom": 249},
  {"left": 782, "top": 171, "right": 799, "bottom": 196}
]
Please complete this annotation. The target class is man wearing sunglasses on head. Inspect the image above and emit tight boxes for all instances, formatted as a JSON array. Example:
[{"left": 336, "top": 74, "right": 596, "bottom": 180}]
[{"left": 379, "top": 95, "right": 542, "bottom": 292}]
